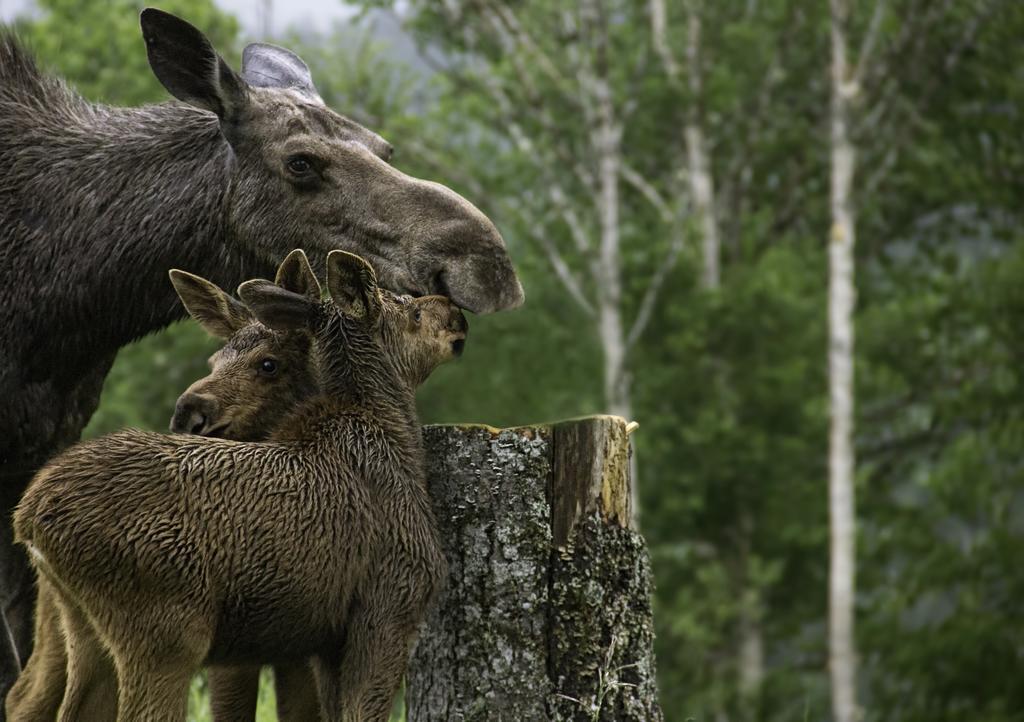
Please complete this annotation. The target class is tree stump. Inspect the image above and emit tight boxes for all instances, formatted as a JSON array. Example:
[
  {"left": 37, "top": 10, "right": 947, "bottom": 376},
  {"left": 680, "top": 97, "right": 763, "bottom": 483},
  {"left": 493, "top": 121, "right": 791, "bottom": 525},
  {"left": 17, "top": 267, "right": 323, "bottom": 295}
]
[{"left": 408, "top": 416, "right": 663, "bottom": 722}]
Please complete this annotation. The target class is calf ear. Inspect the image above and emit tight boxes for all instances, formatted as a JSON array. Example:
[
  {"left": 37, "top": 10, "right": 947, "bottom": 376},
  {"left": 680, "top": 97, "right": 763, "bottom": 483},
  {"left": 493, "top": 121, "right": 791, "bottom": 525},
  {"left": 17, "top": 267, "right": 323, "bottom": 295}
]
[
  {"left": 275, "top": 249, "right": 322, "bottom": 300},
  {"left": 325, "top": 251, "right": 381, "bottom": 322},
  {"left": 169, "top": 270, "right": 252, "bottom": 339},
  {"left": 238, "top": 279, "right": 315, "bottom": 332},
  {"left": 140, "top": 8, "right": 247, "bottom": 122}
]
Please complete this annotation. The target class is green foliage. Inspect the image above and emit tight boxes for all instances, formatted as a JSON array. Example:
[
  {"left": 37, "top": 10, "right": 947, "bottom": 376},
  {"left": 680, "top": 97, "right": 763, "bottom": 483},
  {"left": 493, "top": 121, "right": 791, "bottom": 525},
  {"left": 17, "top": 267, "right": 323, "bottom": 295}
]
[
  {"left": 16, "top": 0, "right": 240, "bottom": 105},
  {"left": 638, "top": 242, "right": 830, "bottom": 719},
  {"left": 83, "top": 323, "right": 218, "bottom": 438}
]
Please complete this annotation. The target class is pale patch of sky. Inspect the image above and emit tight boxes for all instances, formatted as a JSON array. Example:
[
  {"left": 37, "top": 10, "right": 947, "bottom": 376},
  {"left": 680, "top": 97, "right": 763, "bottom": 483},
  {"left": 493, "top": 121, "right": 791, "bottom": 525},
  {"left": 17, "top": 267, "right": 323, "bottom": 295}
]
[{"left": 0, "top": 0, "right": 360, "bottom": 38}]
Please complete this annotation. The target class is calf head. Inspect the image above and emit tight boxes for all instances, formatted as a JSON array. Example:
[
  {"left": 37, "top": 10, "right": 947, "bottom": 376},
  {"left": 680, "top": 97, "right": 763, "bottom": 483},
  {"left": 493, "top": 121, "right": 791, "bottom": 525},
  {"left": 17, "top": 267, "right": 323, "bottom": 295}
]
[
  {"left": 239, "top": 251, "right": 467, "bottom": 394},
  {"left": 168, "top": 250, "right": 321, "bottom": 440},
  {"left": 141, "top": 8, "right": 524, "bottom": 314}
]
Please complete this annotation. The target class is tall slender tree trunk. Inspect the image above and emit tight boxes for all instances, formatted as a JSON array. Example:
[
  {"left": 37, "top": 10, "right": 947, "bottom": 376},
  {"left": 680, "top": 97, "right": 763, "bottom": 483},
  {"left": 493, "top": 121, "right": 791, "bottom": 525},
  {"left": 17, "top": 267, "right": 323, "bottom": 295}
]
[
  {"left": 684, "top": 8, "right": 720, "bottom": 290},
  {"left": 828, "top": 1, "right": 858, "bottom": 721},
  {"left": 259, "top": 0, "right": 273, "bottom": 37},
  {"left": 736, "top": 516, "right": 764, "bottom": 717},
  {"left": 651, "top": 0, "right": 720, "bottom": 290},
  {"left": 651, "top": 7, "right": 762, "bottom": 712},
  {"left": 585, "top": 0, "right": 636, "bottom": 517}
]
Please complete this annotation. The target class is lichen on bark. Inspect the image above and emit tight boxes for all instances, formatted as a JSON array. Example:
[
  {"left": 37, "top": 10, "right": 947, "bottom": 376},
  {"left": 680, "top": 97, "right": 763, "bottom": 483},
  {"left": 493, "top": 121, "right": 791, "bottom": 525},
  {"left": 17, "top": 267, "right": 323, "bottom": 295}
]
[{"left": 407, "top": 418, "right": 662, "bottom": 722}]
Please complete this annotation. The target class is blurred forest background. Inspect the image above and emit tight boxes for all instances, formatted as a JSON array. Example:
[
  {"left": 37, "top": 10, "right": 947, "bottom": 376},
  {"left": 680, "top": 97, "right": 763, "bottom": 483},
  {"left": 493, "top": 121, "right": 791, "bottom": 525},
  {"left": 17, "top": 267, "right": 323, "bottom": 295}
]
[{"left": 3, "top": 0, "right": 1023, "bottom": 720}]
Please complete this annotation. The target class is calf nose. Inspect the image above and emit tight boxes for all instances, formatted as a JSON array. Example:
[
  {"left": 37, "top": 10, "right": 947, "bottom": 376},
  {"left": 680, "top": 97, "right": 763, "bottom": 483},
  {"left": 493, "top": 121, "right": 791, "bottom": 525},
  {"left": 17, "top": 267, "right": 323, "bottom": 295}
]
[{"left": 170, "top": 393, "right": 218, "bottom": 435}]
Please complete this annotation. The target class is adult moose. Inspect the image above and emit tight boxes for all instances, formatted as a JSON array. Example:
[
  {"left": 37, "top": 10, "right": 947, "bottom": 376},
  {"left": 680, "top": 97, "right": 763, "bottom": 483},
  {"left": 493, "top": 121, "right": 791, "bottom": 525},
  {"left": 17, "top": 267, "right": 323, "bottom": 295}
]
[{"left": 0, "top": 7, "right": 523, "bottom": 711}]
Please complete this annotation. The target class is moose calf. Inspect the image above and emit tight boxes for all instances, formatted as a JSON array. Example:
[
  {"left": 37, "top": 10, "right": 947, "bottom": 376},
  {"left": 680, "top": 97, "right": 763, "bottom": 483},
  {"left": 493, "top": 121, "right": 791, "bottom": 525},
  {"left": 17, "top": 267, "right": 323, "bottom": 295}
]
[
  {"left": 14, "top": 250, "right": 464, "bottom": 722},
  {"left": 7, "top": 250, "right": 324, "bottom": 722}
]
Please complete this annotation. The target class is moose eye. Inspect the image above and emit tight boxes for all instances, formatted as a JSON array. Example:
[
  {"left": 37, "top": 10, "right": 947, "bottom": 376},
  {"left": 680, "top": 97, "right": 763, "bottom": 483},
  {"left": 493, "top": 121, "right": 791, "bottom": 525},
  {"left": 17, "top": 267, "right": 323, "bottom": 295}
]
[
  {"left": 412, "top": 308, "right": 422, "bottom": 325},
  {"left": 286, "top": 156, "right": 313, "bottom": 176},
  {"left": 258, "top": 359, "right": 278, "bottom": 377}
]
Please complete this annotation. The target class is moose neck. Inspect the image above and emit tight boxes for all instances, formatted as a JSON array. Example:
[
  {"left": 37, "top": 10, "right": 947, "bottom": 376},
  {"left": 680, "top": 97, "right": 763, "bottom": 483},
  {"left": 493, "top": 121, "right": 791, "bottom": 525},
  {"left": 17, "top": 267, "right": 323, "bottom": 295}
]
[
  {"left": 320, "top": 316, "right": 421, "bottom": 431},
  {"left": 7, "top": 101, "right": 264, "bottom": 369}
]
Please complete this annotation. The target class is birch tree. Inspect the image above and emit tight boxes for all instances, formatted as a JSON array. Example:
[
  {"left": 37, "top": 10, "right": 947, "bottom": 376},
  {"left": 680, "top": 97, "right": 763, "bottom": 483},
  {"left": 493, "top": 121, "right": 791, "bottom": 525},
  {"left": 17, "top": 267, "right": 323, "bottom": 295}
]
[
  {"left": 828, "top": 1, "right": 859, "bottom": 719},
  {"left": 648, "top": 2, "right": 770, "bottom": 714},
  {"left": 823, "top": 5, "right": 1006, "bottom": 715},
  {"left": 651, "top": 0, "right": 719, "bottom": 290}
]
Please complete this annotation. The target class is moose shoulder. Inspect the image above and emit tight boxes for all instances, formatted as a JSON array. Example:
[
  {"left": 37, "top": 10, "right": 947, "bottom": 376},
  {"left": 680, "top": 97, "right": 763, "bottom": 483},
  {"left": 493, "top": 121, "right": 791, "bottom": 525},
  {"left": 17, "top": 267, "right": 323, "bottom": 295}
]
[{"left": 0, "top": 7, "right": 522, "bottom": 704}]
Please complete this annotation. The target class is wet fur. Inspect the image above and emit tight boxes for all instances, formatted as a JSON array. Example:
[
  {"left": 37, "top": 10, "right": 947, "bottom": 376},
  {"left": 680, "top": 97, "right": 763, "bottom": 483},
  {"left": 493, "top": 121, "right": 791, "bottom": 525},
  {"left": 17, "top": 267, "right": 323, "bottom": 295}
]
[
  {"left": 8, "top": 259, "right": 325, "bottom": 722},
  {"left": 14, "top": 254, "right": 459, "bottom": 721}
]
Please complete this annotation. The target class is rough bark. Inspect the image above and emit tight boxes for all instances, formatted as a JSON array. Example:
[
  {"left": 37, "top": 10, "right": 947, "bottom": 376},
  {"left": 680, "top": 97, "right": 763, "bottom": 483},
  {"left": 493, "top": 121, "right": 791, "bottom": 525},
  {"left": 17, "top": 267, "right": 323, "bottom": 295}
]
[
  {"left": 408, "top": 417, "right": 662, "bottom": 722},
  {"left": 829, "top": 1, "right": 859, "bottom": 721}
]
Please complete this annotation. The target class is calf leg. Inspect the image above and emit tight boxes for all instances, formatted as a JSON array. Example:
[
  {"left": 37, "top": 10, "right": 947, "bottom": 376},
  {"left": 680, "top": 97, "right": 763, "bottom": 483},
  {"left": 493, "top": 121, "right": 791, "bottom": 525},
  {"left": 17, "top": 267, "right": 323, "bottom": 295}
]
[
  {"left": 274, "top": 660, "right": 321, "bottom": 722},
  {"left": 115, "top": 660, "right": 193, "bottom": 722},
  {"left": 4, "top": 578, "right": 65, "bottom": 722},
  {"left": 320, "top": 609, "right": 416, "bottom": 722},
  {"left": 102, "top": 607, "right": 209, "bottom": 722},
  {"left": 56, "top": 594, "right": 117, "bottom": 722},
  {"left": 208, "top": 664, "right": 260, "bottom": 722}
]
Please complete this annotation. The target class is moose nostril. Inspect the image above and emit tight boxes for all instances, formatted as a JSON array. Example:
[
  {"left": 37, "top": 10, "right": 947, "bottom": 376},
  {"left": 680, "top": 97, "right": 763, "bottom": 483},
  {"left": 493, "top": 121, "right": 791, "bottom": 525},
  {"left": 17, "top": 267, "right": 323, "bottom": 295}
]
[{"left": 432, "top": 270, "right": 449, "bottom": 299}]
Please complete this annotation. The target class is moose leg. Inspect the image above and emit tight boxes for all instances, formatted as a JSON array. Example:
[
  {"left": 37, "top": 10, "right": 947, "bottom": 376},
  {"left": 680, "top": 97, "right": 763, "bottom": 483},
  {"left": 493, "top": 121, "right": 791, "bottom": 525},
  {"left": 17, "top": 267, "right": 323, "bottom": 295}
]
[
  {"left": 114, "top": 655, "right": 195, "bottom": 722},
  {"left": 56, "top": 594, "right": 117, "bottom": 722},
  {"left": 1, "top": 475, "right": 37, "bottom": 721},
  {"left": 0, "top": 616, "right": 20, "bottom": 722},
  {"left": 4, "top": 577, "right": 66, "bottom": 722},
  {"left": 208, "top": 664, "right": 260, "bottom": 722},
  {"left": 102, "top": 606, "right": 208, "bottom": 722},
  {"left": 274, "top": 660, "right": 322, "bottom": 722},
  {"left": 326, "top": 610, "right": 415, "bottom": 722}
]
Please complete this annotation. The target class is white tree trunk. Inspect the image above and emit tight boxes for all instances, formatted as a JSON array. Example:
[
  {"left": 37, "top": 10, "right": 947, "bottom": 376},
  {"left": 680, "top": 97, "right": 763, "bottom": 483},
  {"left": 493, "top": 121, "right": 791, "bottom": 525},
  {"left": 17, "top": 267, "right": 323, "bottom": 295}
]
[
  {"left": 829, "top": 1, "right": 858, "bottom": 721},
  {"left": 737, "top": 540, "right": 764, "bottom": 711},
  {"left": 585, "top": 0, "right": 636, "bottom": 520},
  {"left": 684, "top": 9, "right": 720, "bottom": 290},
  {"left": 738, "top": 612, "right": 764, "bottom": 691}
]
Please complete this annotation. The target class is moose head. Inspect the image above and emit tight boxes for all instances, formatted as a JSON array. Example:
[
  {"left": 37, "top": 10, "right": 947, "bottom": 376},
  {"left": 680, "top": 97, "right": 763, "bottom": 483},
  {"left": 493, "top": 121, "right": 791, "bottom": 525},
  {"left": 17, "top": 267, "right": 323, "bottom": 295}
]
[{"left": 141, "top": 8, "right": 524, "bottom": 314}]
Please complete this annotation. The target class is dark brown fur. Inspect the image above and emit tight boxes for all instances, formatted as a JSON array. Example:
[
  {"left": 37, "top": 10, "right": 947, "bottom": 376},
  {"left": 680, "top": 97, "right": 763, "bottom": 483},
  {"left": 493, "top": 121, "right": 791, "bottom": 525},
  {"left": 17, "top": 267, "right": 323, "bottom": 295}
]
[{"left": 0, "top": 9, "right": 521, "bottom": 694}]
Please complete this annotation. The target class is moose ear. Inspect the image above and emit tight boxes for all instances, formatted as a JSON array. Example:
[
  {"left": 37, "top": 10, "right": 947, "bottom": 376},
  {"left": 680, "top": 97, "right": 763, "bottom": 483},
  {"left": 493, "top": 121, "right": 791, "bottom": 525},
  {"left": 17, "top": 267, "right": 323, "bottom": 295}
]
[
  {"left": 275, "top": 249, "right": 322, "bottom": 301},
  {"left": 169, "top": 269, "right": 252, "bottom": 339},
  {"left": 241, "top": 43, "right": 320, "bottom": 102},
  {"left": 325, "top": 251, "right": 381, "bottom": 322},
  {"left": 238, "top": 279, "right": 315, "bottom": 332},
  {"left": 140, "top": 8, "right": 247, "bottom": 121}
]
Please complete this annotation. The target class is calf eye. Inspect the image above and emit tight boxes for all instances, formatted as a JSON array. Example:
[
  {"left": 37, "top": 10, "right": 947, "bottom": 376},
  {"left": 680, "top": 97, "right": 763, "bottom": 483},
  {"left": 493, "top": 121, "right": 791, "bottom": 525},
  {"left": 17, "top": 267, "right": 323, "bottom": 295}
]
[
  {"left": 413, "top": 309, "right": 422, "bottom": 325},
  {"left": 258, "top": 359, "right": 278, "bottom": 377}
]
